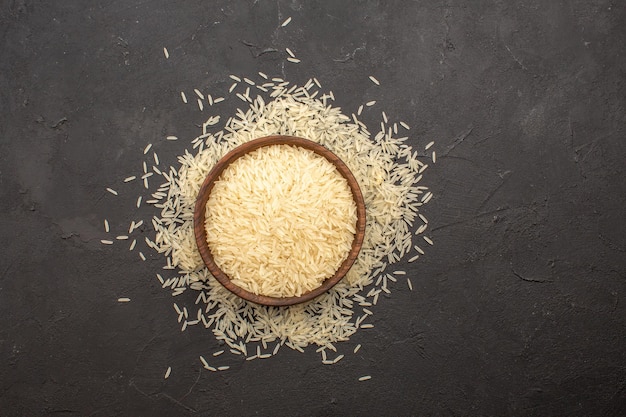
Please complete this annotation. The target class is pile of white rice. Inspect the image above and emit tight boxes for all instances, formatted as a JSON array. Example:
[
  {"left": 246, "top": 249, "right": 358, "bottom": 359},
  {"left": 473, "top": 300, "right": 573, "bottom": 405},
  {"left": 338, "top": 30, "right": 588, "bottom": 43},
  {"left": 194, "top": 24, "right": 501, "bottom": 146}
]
[
  {"left": 204, "top": 144, "right": 358, "bottom": 298},
  {"left": 105, "top": 73, "right": 434, "bottom": 364}
]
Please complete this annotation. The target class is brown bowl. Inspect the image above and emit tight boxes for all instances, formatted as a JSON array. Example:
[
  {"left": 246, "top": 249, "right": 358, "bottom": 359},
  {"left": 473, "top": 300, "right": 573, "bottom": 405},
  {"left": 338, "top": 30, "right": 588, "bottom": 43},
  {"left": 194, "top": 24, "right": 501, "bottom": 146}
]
[{"left": 193, "top": 135, "right": 366, "bottom": 306}]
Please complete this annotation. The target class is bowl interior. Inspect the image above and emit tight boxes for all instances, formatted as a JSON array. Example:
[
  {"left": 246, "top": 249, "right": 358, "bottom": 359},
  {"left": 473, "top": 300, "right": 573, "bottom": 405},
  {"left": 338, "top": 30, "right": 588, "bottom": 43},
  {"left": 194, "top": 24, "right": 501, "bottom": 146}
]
[{"left": 193, "top": 135, "right": 366, "bottom": 306}]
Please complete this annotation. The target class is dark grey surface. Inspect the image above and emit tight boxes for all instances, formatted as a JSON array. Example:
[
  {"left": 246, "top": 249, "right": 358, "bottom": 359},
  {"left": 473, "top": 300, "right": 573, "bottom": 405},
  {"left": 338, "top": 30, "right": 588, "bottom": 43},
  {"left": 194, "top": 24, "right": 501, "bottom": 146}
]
[{"left": 1, "top": 1, "right": 625, "bottom": 416}]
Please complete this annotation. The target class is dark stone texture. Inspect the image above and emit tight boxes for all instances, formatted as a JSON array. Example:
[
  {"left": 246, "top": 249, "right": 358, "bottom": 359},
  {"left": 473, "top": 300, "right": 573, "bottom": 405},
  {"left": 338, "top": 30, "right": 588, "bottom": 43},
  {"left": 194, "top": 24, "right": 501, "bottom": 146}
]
[{"left": 1, "top": 0, "right": 625, "bottom": 416}]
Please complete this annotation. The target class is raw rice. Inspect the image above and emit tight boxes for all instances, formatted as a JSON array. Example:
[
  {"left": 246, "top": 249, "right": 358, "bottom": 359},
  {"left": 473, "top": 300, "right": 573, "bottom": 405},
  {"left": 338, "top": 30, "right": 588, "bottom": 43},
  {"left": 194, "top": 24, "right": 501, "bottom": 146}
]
[
  {"left": 204, "top": 144, "right": 357, "bottom": 298},
  {"left": 281, "top": 16, "right": 292, "bottom": 27},
  {"left": 332, "top": 354, "right": 344, "bottom": 363},
  {"left": 110, "top": 74, "right": 433, "bottom": 363},
  {"left": 143, "top": 143, "right": 152, "bottom": 154},
  {"left": 181, "top": 91, "right": 188, "bottom": 103},
  {"left": 287, "top": 57, "right": 301, "bottom": 64},
  {"left": 124, "top": 176, "right": 136, "bottom": 183},
  {"left": 106, "top": 188, "right": 118, "bottom": 195},
  {"left": 358, "top": 375, "right": 372, "bottom": 381},
  {"left": 166, "top": 136, "right": 178, "bottom": 141},
  {"left": 368, "top": 75, "right": 380, "bottom": 85},
  {"left": 118, "top": 297, "right": 130, "bottom": 302},
  {"left": 101, "top": 239, "right": 113, "bottom": 245},
  {"left": 163, "top": 47, "right": 169, "bottom": 59},
  {"left": 104, "top": 219, "right": 109, "bottom": 233},
  {"left": 164, "top": 366, "right": 171, "bottom": 379},
  {"left": 425, "top": 141, "right": 434, "bottom": 150}
]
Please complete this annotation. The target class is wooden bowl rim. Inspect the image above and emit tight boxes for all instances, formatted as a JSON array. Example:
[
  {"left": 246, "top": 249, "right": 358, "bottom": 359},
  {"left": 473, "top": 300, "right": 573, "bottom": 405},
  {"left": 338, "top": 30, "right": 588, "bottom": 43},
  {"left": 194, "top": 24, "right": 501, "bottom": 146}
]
[{"left": 193, "top": 135, "right": 366, "bottom": 306}]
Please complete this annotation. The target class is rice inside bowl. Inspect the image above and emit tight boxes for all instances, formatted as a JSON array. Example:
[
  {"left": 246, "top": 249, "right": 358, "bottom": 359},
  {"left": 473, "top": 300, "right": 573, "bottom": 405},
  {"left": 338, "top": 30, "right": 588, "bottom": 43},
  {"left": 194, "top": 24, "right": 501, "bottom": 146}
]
[{"left": 204, "top": 143, "right": 358, "bottom": 298}]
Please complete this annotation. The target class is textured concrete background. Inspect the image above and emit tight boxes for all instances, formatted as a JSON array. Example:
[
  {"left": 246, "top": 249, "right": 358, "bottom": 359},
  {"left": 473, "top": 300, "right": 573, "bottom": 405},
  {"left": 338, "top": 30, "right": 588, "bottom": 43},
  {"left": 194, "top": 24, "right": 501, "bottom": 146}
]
[{"left": 1, "top": 0, "right": 625, "bottom": 416}]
